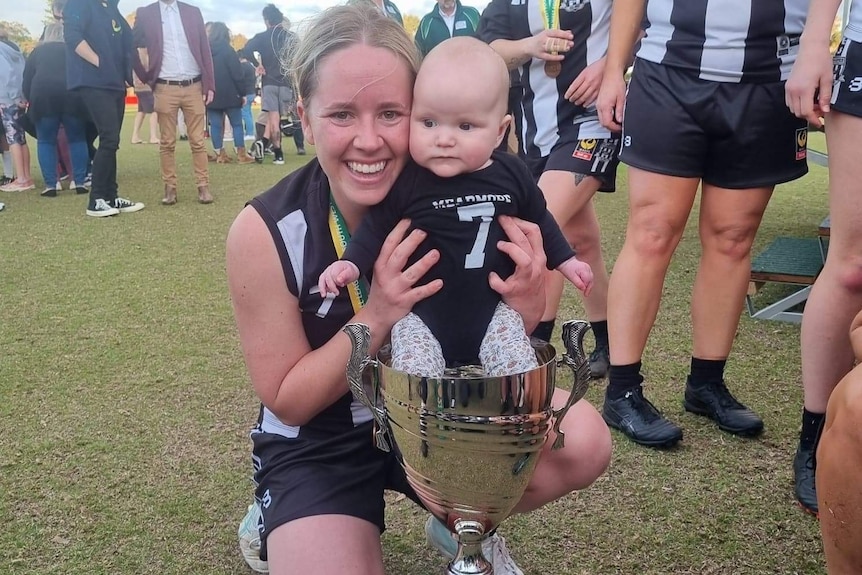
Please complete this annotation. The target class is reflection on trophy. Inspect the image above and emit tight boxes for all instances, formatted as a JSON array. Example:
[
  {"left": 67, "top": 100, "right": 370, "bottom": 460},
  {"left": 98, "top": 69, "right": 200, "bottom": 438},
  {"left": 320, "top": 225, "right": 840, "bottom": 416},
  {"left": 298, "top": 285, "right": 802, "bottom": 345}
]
[{"left": 343, "top": 320, "right": 592, "bottom": 575}]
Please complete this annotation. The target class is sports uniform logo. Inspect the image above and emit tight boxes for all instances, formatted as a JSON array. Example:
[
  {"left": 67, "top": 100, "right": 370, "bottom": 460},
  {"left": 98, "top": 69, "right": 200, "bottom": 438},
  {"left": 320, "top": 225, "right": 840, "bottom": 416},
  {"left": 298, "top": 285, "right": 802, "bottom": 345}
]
[
  {"left": 573, "top": 138, "right": 597, "bottom": 160},
  {"left": 560, "top": 0, "right": 589, "bottom": 12},
  {"left": 795, "top": 128, "right": 808, "bottom": 161},
  {"left": 591, "top": 139, "right": 619, "bottom": 174}
]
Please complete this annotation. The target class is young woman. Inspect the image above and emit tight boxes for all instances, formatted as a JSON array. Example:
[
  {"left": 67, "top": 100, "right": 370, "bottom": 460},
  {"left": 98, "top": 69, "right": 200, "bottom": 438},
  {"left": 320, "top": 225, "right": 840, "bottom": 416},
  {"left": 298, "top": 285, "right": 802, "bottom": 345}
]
[{"left": 226, "top": 5, "right": 612, "bottom": 575}]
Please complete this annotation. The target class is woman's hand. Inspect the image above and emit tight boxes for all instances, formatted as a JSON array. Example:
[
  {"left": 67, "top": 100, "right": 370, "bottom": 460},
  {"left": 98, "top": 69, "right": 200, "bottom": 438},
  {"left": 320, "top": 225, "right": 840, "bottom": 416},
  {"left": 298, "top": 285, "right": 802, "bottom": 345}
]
[
  {"left": 596, "top": 72, "right": 627, "bottom": 132},
  {"left": 490, "top": 215, "right": 547, "bottom": 332},
  {"left": 565, "top": 57, "right": 606, "bottom": 107},
  {"left": 362, "top": 220, "right": 443, "bottom": 332},
  {"left": 528, "top": 29, "right": 574, "bottom": 62},
  {"left": 785, "top": 44, "right": 833, "bottom": 126}
]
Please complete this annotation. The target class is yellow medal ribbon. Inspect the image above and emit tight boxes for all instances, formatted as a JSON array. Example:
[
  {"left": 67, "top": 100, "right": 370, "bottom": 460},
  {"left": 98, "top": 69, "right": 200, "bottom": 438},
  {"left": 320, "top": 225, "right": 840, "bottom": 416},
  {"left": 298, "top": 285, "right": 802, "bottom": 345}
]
[
  {"left": 328, "top": 197, "right": 368, "bottom": 313},
  {"left": 539, "top": 0, "right": 560, "bottom": 32}
]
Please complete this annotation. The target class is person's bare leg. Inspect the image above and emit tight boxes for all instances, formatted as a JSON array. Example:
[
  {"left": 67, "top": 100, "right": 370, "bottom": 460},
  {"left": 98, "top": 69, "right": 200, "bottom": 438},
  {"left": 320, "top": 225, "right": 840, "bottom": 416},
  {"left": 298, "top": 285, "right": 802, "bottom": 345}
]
[
  {"left": 266, "top": 515, "right": 385, "bottom": 575},
  {"left": 818, "top": 370, "right": 862, "bottom": 573},
  {"left": 131, "top": 111, "right": 145, "bottom": 143},
  {"left": 268, "top": 110, "right": 281, "bottom": 149},
  {"left": 691, "top": 184, "right": 773, "bottom": 359},
  {"left": 607, "top": 168, "right": 698, "bottom": 365}
]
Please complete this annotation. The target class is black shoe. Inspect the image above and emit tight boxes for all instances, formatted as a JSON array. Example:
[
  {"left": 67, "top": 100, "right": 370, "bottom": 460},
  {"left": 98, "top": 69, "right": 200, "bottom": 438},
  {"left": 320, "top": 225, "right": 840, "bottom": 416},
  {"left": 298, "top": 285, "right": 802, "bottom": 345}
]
[
  {"left": 793, "top": 441, "right": 818, "bottom": 515},
  {"left": 589, "top": 345, "right": 609, "bottom": 379},
  {"left": 40, "top": 187, "right": 57, "bottom": 198},
  {"left": 683, "top": 379, "right": 764, "bottom": 436},
  {"left": 602, "top": 387, "right": 683, "bottom": 448},
  {"left": 251, "top": 140, "right": 264, "bottom": 164},
  {"left": 296, "top": 147, "right": 306, "bottom": 156},
  {"left": 273, "top": 148, "right": 285, "bottom": 165}
]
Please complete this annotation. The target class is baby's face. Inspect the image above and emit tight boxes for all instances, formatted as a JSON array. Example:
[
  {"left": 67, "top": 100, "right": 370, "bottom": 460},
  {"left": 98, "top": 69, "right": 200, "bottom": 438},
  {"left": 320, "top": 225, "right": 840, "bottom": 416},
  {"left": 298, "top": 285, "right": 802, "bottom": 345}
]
[{"left": 409, "top": 80, "right": 508, "bottom": 178}]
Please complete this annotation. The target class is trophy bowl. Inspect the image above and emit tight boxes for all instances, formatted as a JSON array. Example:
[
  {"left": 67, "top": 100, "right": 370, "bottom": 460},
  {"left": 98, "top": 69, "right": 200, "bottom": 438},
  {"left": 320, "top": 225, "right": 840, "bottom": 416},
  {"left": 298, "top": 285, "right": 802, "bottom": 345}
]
[{"left": 343, "top": 320, "right": 592, "bottom": 575}]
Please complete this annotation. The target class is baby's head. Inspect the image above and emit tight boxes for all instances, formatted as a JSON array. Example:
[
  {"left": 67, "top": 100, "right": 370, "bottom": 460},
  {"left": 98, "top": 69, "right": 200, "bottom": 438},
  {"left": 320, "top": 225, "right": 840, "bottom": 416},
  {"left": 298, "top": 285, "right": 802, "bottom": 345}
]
[{"left": 410, "top": 37, "right": 511, "bottom": 178}]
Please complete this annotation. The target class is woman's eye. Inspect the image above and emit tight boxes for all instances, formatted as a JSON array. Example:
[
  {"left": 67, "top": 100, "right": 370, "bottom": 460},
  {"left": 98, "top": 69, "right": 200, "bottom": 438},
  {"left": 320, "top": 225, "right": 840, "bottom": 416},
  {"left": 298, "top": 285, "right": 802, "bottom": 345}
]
[
  {"left": 459, "top": 123, "right": 473, "bottom": 131},
  {"left": 423, "top": 119, "right": 436, "bottom": 128},
  {"left": 332, "top": 111, "right": 351, "bottom": 121},
  {"left": 381, "top": 110, "right": 399, "bottom": 121}
]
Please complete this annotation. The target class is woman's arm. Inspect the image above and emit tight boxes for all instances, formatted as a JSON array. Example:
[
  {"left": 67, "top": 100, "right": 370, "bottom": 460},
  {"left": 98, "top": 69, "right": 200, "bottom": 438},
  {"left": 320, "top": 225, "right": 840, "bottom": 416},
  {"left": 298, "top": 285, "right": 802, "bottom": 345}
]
[
  {"left": 785, "top": 0, "right": 843, "bottom": 124},
  {"left": 489, "top": 32, "right": 574, "bottom": 72},
  {"left": 596, "top": 0, "right": 646, "bottom": 130},
  {"left": 227, "top": 210, "right": 442, "bottom": 425}
]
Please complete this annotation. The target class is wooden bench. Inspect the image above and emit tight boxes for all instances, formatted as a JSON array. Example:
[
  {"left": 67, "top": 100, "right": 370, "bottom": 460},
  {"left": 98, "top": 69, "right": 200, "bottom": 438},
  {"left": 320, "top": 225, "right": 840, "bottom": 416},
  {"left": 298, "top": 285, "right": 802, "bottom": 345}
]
[{"left": 746, "top": 237, "right": 825, "bottom": 323}]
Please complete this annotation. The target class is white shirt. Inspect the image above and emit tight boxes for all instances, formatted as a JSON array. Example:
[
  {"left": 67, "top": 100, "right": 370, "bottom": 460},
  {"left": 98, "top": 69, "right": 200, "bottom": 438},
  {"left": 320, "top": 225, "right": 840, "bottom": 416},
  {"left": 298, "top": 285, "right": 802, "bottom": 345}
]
[
  {"left": 158, "top": 1, "right": 201, "bottom": 81},
  {"left": 439, "top": 6, "right": 456, "bottom": 36}
]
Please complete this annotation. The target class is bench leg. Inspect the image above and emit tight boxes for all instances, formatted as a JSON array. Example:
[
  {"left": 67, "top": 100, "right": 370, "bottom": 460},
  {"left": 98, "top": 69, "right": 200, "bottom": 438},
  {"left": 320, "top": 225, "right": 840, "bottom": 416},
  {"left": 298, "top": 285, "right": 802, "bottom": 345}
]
[{"left": 746, "top": 285, "right": 812, "bottom": 323}]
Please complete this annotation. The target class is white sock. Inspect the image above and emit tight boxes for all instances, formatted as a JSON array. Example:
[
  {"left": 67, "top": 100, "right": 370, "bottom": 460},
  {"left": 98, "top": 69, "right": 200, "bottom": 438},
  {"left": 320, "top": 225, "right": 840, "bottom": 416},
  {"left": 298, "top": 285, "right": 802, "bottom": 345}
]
[{"left": 2, "top": 153, "right": 12, "bottom": 178}]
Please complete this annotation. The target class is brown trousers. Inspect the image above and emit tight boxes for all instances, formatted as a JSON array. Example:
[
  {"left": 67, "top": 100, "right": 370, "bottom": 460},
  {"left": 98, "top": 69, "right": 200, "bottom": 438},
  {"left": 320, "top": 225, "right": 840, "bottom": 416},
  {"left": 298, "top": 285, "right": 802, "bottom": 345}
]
[{"left": 153, "top": 82, "right": 209, "bottom": 188}]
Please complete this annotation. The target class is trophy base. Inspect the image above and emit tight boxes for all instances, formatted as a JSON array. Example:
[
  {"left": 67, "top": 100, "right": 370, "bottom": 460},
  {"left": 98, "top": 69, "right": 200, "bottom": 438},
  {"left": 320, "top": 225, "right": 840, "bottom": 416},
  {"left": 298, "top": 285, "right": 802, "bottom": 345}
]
[{"left": 445, "top": 520, "right": 493, "bottom": 575}]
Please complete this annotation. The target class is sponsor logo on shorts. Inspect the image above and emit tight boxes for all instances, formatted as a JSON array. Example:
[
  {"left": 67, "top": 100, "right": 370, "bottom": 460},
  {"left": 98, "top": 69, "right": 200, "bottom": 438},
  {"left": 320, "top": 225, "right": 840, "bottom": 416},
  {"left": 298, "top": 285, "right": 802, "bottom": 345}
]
[
  {"left": 573, "top": 138, "right": 597, "bottom": 160},
  {"left": 795, "top": 127, "right": 808, "bottom": 161}
]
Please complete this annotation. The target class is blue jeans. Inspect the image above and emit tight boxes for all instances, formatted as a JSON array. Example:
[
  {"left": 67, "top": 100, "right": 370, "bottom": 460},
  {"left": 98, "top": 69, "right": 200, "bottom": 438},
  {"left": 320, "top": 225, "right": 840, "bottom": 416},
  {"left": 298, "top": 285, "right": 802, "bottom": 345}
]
[
  {"left": 242, "top": 94, "right": 255, "bottom": 137},
  {"left": 35, "top": 115, "right": 89, "bottom": 188},
  {"left": 207, "top": 108, "right": 244, "bottom": 150}
]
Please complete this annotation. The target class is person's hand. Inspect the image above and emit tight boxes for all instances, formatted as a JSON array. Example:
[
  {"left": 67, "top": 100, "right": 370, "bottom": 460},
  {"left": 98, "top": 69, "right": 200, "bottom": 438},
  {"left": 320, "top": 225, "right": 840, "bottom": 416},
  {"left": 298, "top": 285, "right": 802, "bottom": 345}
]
[
  {"left": 318, "top": 260, "right": 361, "bottom": 297},
  {"left": 203, "top": 90, "right": 214, "bottom": 105},
  {"left": 785, "top": 44, "right": 833, "bottom": 127},
  {"left": 528, "top": 29, "right": 574, "bottom": 62},
  {"left": 564, "top": 57, "right": 606, "bottom": 107},
  {"left": 558, "top": 256, "right": 594, "bottom": 297},
  {"left": 596, "top": 72, "right": 626, "bottom": 131},
  {"left": 256, "top": 65, "right": 266, "bottom": 76},
  {"left": 363, "top": 219, "right": 443, "bottom": 329},
  {"left": 241, "top": 96, "right": 247, "bottom": 106},
  {"left": 490, "top": 215, "right": 547, "bottom": 330}
]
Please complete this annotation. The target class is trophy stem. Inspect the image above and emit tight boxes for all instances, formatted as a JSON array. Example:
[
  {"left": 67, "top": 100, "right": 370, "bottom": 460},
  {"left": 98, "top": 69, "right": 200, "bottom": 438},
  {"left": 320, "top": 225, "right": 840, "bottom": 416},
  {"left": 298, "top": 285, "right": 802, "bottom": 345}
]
[{"left": 446, "top": 520, "right": 492, "bottom": 575}]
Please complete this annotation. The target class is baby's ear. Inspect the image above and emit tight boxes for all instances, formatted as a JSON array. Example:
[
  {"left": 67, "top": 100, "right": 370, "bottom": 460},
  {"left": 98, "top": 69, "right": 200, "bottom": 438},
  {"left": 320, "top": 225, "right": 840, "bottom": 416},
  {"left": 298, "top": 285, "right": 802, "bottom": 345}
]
[
  {"left": 495, "top": 114, "right": 512, "bottom": 147},
  {"left": 851, "top": 309, "right": 862, "bottom": 360}
]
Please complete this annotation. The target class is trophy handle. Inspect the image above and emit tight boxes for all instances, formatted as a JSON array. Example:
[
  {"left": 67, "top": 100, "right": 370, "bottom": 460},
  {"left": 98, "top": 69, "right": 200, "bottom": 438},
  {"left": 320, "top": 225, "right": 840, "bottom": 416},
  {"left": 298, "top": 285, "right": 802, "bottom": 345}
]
[
  {"left": 552, "top": 320, "right": 592, "bottom": 450},
  {"left": 342, "top": 323, "right": 391, "bottom": 452}
]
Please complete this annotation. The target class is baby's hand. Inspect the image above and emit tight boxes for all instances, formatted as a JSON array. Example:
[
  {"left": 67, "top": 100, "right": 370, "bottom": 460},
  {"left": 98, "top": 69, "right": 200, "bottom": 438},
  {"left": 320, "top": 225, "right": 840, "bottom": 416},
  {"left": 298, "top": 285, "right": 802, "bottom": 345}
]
[
  {"left": 318, "top": 261, "right": 361, "bottom": 297},
  {"left": 558, "top": 257, "right": 594, "bottom": 297}
]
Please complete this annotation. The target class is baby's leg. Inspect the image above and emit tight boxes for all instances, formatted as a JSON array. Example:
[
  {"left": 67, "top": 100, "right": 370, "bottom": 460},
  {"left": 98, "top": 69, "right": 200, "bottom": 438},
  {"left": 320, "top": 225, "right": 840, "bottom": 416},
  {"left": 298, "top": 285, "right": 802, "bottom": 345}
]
[
  {"left": 480, "top": 302, "right": 539, "bottom": 377},
  {"left": 390, "top": 313, "right": 445, "bottom": 377}
]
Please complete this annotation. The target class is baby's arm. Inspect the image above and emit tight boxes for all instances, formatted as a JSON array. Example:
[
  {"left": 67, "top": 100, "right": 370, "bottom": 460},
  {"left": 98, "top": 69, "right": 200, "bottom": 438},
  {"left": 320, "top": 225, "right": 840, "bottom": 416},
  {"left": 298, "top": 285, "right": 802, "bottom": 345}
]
[
  {"left": 556, "top": 255, "right": 594, "bottom": 297},
  {"left": 318, "top": 260, "right": 361, "bottom": 297}
]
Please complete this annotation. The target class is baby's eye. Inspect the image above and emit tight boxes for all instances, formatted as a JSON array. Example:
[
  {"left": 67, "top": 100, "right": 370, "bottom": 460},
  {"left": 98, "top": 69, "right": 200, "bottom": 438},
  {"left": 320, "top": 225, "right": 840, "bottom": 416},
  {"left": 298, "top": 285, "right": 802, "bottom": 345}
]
[
  {"left": 459, "top": 123, "right": 473, "bottom": 131},
  {"left": 423, "top": 119, "right": 437, "bottom": 128}
]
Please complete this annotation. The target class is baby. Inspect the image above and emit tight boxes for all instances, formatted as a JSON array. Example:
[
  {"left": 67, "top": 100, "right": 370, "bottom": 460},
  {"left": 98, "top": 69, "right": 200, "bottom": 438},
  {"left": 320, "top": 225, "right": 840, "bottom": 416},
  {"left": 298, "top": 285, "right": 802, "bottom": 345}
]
[{"left": 319, "top": 36, "right": 592, "bottom": 377}]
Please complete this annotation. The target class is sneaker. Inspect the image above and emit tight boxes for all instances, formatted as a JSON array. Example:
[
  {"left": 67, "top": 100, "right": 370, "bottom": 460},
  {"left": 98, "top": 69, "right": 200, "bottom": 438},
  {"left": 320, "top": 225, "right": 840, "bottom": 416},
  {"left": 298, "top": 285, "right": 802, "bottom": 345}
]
[
  {"left": 238, "top": 502, "right": 269, "bottom": 573},
  {"left": 589, "top": 345, "right": 609, "bottom": 379},
  {"left": 0, "top": 202, "right": 5, "bottom": 212},
  {"left": 55, "top": 181, "right": 63, "bottom": 192},
  {"left": 244, "top": 134, "right": 256, "bottom": 142},
  {"left": 273, "top": 149, "right": 285, "bottom": 165},
  {"left": 75, "top": 186, "right": 89, "bottom": 195},
  {"left": 86, "top": 198, "right": 120, "bottom": 217},
  {"left": 111, "top": 197, "right": 145, "bottom": 213},
  {"left": 251, "top": 140, "right": 264, "bottom": 164},
  {"left": 296, "top": 147, "right": 306, "bottom": 156},
  {"left": 602, "top": 386, "right": 683, "bottom": 447},
  {"left": 683, "top": 378, "right": 763, "bottom": 436},
  {"left": 0, "top": 176, "right": 12, "bottom": 186},
  {"left": 424, "top": 516, "right": 524, "bottom": 575},
  {"left": 793, "top": 440, "right": 819, "bottom": 516},
  {"left": 83, "top": 174, "right": 92, "bottom": 189},
  {"left": 41, "top": 187, "right": 57, "bottom": 198},
  {"left": 0, "top": 180, "right": 35, "bottom": 192}
]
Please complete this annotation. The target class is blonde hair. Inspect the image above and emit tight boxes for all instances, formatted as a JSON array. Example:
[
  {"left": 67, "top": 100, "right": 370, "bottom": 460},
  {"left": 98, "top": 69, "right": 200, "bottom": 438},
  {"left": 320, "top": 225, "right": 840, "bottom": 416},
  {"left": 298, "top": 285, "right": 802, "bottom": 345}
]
[{"left": 290, "top": 3, "right": 419, "bottom": 106}]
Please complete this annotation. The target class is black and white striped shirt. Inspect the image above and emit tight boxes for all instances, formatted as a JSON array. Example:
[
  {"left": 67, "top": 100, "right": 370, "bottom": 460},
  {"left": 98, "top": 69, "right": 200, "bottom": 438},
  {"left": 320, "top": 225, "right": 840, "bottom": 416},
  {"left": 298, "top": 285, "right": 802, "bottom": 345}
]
[
  {"left": 638, "top": 0, "right": 810, "bottom": 82},
  {"left": 479, "top": 0, "right": 613, "bottom": 160},
  {"left": 847, "top": 0, "right": 862, "bottom": 43}
]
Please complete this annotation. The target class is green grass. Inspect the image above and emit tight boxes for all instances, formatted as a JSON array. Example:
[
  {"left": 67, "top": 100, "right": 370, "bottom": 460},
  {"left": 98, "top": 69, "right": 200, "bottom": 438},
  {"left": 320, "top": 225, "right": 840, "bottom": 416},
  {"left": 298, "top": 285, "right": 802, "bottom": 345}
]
[{"left": 0, "top": 111, "right": 828, "bottom": 574}]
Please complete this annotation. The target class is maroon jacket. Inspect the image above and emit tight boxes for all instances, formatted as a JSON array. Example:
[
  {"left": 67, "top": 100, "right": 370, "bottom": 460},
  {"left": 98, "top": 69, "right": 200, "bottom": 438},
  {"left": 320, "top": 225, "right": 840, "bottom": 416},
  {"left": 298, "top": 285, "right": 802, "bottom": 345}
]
[{"left": 131, "top": 1, "right": 215, "bottom": 95}]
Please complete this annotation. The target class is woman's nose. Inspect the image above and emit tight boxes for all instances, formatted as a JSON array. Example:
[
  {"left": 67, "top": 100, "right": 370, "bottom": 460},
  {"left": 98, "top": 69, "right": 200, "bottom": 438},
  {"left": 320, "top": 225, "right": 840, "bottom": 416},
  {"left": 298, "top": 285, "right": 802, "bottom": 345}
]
[{"left": 353, "top": 117, "right": 383, "bottom": 150}]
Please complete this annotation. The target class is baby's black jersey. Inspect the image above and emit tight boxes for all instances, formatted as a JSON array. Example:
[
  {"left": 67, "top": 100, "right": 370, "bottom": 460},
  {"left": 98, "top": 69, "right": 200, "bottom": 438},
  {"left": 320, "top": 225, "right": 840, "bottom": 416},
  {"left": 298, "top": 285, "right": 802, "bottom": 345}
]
[{"left": 343, "top": 151, "right": 575, "bottom": 365}]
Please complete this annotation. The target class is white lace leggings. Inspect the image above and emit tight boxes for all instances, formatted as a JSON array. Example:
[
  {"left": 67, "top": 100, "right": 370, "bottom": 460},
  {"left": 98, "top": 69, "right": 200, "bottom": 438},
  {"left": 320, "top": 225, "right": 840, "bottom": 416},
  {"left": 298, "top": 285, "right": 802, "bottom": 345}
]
[{"left": 390, "top": 302, "right": 539, "bottom": 377}]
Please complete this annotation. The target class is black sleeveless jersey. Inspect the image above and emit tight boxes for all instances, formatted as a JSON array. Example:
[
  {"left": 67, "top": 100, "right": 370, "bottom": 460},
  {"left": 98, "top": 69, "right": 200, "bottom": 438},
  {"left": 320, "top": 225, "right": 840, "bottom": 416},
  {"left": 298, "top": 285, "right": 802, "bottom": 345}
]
[
  {"left": 342, "top": 151, "right": 575, "bottom": 365},
  {"left": 248, "top": 160, "right": 373, "bottom": 438}
]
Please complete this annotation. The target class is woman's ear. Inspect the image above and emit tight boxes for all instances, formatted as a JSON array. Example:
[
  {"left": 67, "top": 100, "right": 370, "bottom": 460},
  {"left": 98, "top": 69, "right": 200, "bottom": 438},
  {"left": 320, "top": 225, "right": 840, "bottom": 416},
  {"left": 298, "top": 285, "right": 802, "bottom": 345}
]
[{"left": 297, "top": 98, "right": 314, "bottom": 145}]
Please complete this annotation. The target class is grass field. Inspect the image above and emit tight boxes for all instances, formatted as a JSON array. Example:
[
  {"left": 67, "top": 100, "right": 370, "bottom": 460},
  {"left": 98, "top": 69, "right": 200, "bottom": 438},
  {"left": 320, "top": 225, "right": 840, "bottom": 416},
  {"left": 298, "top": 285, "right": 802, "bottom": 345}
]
[{"left": 0, "top": 114, "right": 830, "bottom": 574}]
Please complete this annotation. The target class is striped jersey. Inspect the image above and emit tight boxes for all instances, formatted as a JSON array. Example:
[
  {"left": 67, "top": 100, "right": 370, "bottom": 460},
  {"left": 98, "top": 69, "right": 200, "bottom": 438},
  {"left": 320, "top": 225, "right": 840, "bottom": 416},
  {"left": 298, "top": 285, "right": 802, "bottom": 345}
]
[
  {"left": 847, "top": 0, "right": 862, "bottom": 43},
  {"left": 479, "top": 0, "right": 613, "bottom": 160},
  {"left": 248, "top": 160, "right": 373, "bottom": 440},
  {"left": 638, "top": 0, "right": 810, "bottom": 82}
]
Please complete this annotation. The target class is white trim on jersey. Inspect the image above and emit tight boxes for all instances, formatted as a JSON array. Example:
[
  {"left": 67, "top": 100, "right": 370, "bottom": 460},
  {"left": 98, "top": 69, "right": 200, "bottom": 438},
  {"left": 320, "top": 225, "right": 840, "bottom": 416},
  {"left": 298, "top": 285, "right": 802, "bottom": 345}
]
[
  {"left": 525, "top": 2, "right": 562, "bottom": 157},
  {"left": 847, "top": 0, "right": 862, "bottom": 43}
]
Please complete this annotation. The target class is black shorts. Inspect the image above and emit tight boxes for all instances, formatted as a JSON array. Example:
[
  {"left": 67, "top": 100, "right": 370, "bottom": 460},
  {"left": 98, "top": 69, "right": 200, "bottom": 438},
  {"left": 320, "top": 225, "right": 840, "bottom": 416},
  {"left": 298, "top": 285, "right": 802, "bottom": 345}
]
[
  {"left": 251, "top": 412, "right": 422, "bottom": 560},
  {"left": 136, "top": 90, "right": 154, "bottom": 114},
  {"left": 831, "top": 38, "right": 862, "bottom": 118},
  {"left": 525, "top": 130, "right": 621, "bottom": 193},
  {"left": 620, "top": 58, "right": 809, "bottom": 189}
]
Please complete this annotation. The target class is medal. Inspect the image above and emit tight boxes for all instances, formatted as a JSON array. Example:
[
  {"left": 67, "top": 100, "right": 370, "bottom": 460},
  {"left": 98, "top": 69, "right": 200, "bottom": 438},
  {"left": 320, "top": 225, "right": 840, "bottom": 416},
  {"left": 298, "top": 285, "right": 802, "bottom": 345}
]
[{"left": 544, "top": 61, "right": 561, "bottom": 78}]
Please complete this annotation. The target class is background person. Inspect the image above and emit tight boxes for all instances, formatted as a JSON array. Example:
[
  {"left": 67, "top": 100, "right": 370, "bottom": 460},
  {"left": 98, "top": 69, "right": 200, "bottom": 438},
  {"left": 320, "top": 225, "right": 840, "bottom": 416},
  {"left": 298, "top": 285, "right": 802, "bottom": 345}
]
[
  {"left": 238, "top": 52, "right": 257, "bottom": 143},
  {"left": 0, "top": 23, "right": 33, "bottom": 193},
  {"left": 478, "top": 0, "right": 618, "bottom": 378},
  {"left": 205, "top": 22, "right": 255, "bottom": 165},
  {"left": 132, "top": 0, "right": 215, "bottom": 206},
  {"left": 22, "top": 22, "right": 89, "bottom": 197},
  {"left": 786, "top": 0, "right": 862, "bottom": 516},
  {"left": 228, "top": 5, "right": 611, "bottom": 575},
  {"left": 596, "top": 0, "right": 809, "bottom": 447},
  {"left": 130, "top": 48, "right": 159, "bottom": 144},
  {"left": 63, "top": 0, "right": 144, "bottom": 217},
  {"left": 414, "top": 0, "right": 480, "bottom": 57}
]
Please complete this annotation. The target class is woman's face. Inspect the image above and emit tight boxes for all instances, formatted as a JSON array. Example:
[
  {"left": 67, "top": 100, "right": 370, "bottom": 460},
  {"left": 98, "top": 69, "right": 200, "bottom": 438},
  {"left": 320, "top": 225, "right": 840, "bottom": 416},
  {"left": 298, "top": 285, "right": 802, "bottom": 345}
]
[{"left": 298, "top": 44, "right": 413, "bottom": 209}]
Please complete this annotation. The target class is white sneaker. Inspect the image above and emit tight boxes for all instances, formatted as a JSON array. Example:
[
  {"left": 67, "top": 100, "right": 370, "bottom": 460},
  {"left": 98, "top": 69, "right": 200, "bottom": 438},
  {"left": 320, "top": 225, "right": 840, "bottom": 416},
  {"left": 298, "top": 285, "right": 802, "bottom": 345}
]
[
  {"left": 244, "top": 134, "right": 255, "bottom": 141},
  {"left": 424, "top": 516, "right": 524, "bottom": 575},
  {"left": 111, "top": 197, "right": 145, "bottom": 213},
  {"left": 0, "top": 202, "right": 5, "bottom": 212},
  {"left": 86, "top": 198, "right": 120, "bottom": 217},
  {"left": 55, "top": 181, "right": 63, "bottom": 191},
  {"left": 238, "top": 503, "right": 269, "bottom": 573}
]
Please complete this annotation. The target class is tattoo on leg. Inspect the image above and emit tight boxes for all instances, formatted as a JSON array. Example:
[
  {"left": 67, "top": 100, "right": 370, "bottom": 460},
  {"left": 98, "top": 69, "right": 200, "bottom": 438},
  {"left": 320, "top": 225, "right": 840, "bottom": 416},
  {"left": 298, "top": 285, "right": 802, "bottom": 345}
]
[{"left": 574, "top": 173, "right": 588, "bottom": 186}]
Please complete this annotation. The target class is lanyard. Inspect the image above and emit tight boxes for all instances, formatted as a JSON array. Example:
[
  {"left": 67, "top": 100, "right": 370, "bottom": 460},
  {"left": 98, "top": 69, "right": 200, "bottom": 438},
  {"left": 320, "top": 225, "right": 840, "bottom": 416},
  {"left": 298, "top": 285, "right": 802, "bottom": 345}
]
[
  {"left": 327, "top": 196, "right": 368, "bottom": 313},
  {"left": 540, "top": 0, "right": 560, "bottom": 31}
]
